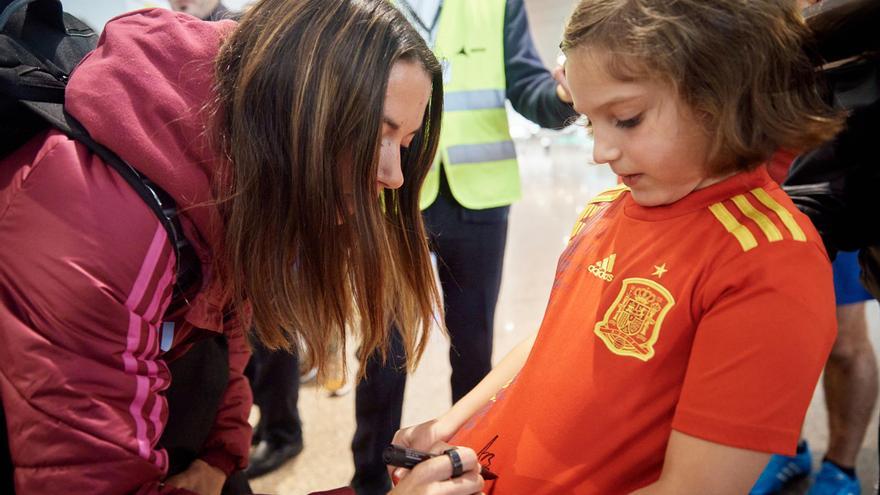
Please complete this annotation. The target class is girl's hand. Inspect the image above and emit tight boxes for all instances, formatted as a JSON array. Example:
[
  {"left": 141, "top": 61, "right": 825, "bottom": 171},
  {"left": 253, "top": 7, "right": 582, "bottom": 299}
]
[{"left": 391, "top": 418, "right": 455, "bottom": 454}]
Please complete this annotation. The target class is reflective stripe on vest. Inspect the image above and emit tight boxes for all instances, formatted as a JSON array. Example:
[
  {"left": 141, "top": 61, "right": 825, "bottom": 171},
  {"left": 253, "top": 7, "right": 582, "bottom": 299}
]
[
  {"left": 444, "top": 89, "right": 506, "bottom": 112},
  {"left": 447, "top": 141, "right": 516, "bottom": 165}
]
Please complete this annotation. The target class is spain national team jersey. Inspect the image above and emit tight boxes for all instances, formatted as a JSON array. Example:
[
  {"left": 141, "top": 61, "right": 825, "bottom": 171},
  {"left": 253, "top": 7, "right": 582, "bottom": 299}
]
[{"left": 450, "top": 167, "right": 836, "bottom": 494}]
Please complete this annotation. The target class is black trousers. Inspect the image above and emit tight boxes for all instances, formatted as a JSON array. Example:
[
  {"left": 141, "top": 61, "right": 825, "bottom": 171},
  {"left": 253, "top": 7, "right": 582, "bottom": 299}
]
[
  {"left": 351, "top": 177, "right": 509, "bottom": 494},
  {"left": 161, "top": 335, "right": 252, "bottom": 494},
  {"left": 244, "top": 342, "right": 303, "bottom": 447}
]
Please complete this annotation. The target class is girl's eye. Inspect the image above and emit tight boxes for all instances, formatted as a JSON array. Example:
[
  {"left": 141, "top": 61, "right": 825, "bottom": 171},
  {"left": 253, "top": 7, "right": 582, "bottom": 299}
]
[{"left": 615, "top": 114, "right": 642, "bottom": 129}]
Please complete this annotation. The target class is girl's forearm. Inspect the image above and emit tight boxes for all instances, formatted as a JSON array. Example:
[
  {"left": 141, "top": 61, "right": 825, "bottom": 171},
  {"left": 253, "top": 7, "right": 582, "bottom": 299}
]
[{"left": 438, "top": 332, "right": 538, "bottom": 435}]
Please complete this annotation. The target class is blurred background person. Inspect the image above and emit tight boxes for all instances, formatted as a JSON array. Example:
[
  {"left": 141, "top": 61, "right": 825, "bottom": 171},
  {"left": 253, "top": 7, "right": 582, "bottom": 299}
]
[{"left": 168, "top": 0, "right": 235, "bottom": 21}]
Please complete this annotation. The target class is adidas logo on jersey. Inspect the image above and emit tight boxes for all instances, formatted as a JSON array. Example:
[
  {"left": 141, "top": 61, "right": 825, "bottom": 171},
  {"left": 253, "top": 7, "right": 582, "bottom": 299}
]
[{"left": 588, "top": 254, "right": 616, "bottom": 281}]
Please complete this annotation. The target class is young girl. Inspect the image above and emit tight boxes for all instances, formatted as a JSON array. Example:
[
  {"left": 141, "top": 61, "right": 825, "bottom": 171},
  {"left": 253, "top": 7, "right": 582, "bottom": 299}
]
[
  {"left": 0, "top": 0, "right": 481, "bottom": 493},
  {"left": 392, "top": 1, "right": 843, "bottom": 493}
]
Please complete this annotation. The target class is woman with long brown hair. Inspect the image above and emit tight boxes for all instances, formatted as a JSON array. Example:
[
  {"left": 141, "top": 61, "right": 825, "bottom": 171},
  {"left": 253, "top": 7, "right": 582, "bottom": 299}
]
[{"left": 0, "top": 0, "right": 482, "bottom": 493}]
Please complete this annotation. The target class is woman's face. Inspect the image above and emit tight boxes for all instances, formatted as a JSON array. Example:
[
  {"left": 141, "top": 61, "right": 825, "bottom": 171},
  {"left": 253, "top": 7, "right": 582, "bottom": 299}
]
[
  {"left": 375, "top": 60, "right": 432, "bottom": 192},
  {"left": 341, "top": 60, "right": 431, "bottom": 210}
]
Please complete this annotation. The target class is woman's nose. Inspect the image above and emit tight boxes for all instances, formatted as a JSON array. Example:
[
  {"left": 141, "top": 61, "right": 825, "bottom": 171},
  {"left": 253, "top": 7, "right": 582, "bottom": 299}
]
[{"left": 378, "top": 144, "right": 404, "bottom": 190}]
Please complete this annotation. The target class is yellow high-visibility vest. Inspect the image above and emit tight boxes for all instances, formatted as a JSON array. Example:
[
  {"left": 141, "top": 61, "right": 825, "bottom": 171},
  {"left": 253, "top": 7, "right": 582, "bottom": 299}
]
[{"left": 417, "top": 0, "right": 520, "bottom": 210}]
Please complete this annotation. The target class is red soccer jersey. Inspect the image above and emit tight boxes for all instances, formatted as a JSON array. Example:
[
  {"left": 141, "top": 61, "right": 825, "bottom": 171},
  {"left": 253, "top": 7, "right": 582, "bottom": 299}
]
[{"left": 451, "top": 167, "right": 836, "bottom": 494}]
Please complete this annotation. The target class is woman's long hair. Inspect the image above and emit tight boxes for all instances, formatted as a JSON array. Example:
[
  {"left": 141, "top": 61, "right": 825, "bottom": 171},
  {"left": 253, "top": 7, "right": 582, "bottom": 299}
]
[{"left": 212, "top": 0, "right": 443, "bottom": 379}]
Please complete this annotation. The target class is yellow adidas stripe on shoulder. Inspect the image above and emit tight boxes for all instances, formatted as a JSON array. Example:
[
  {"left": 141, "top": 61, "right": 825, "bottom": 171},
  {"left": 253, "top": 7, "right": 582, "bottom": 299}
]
[
  {"left": 709, "top": 189, "right": 807, "bottom": 252},
  {"left": 731, "top": 194, "right": 783, "bottom": 242},
  {"left": 709, "top": 203, "right": 758, "bottom": 252},
  {"left": 588, "top": 183, "right": 630, "bottom": 204},
  {"left": 749, "top": 188, "right": 806, "bottom": 241}
]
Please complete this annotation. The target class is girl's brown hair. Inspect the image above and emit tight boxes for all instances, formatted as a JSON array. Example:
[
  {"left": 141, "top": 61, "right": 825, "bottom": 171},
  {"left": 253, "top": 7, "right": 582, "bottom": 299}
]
[
  {"left": 212, "top": 0, "right": 443, "bottom": 379},
  {"left": 562, "top": 0, "right": 844, "bottom": 174}
]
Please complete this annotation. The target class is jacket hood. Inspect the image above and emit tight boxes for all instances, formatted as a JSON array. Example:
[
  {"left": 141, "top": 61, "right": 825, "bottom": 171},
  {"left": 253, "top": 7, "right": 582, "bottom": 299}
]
[{"left": 66, "top": 8, "right": 237, "bottom": 329}]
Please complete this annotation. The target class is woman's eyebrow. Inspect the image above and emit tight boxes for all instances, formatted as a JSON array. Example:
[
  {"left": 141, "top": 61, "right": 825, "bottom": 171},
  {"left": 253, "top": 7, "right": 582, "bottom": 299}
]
[{"left": 384, "top": 115, "right": 421, "bottom": 136}]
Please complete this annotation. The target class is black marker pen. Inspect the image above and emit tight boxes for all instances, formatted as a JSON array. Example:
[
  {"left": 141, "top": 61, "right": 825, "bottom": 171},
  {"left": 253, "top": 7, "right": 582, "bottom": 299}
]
[{"left": 383, "top": 444, "right": 498, "bottom": 480}]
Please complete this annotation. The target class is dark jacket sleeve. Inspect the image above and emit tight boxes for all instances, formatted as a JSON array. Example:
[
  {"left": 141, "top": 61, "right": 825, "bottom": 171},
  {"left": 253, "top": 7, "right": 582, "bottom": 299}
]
[
  {"left": 504, "top": 0, "right": 577, "bottom": 128},
  {"left": 782, "top": 58, "right": 880, "bottom": 301},
  {"left": 783, "top": 63, "right": 880, "bottom": 254}
]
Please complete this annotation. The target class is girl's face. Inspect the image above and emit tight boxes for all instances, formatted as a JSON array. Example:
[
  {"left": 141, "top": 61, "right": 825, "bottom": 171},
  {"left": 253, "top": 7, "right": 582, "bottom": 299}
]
[{"left": 566, "top": 47, "right": 728, "bottom": 207}]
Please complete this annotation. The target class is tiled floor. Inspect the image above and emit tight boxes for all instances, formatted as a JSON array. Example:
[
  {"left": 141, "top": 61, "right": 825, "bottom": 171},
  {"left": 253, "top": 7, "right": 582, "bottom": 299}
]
[{"left": 250, "top": 138, "right": 880, "bottom": 495}]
